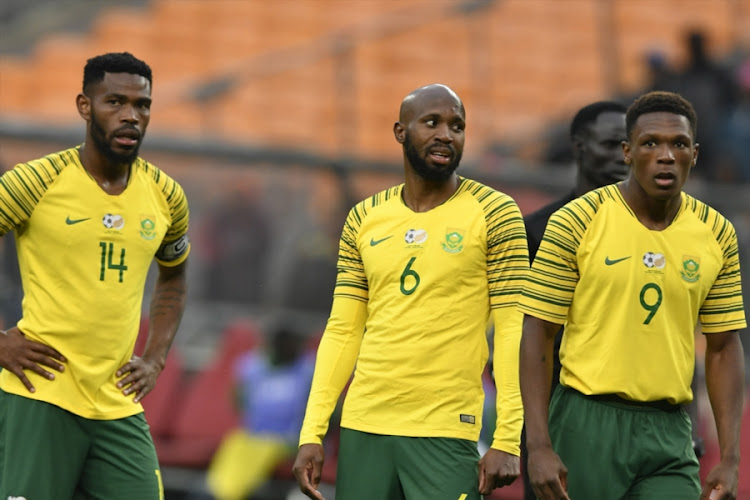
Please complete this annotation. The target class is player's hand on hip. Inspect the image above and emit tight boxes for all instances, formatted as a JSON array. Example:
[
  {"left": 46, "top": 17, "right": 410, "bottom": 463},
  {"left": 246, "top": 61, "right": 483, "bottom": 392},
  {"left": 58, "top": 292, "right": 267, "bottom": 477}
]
[
  {"left": 527, "top": 445, "right": 571, "bottom": 500},
  {"left": 116, "top": 355, "right": 162, "bottom": 403},
  {"left": 292, "top": 443, "right": 326, "bottom": 500},
  {"left": 0, "top": 326, "right": 66, "bottom": 392},
  {"left": 478, "top": 447, "right": 520, "bottom": 494},
  {"left": 700, "top": 459, "right": 739, "bottom": 500}
]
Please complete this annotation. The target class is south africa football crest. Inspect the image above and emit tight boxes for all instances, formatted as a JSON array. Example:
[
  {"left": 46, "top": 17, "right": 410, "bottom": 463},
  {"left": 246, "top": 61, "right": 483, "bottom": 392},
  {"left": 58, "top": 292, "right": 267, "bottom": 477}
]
[
  {"left": 441, "top": 228, "right": 464, "bottom": 253},
  {"left": 139, "top": 215, "right": 157, "bottom": 240},
  {"left": 680, "top": 255, "right": 701, "bottom": 282}
]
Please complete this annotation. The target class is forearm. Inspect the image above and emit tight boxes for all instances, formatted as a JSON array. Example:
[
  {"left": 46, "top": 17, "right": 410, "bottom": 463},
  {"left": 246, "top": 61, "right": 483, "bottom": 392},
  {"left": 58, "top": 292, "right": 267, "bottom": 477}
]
[
  {"left": 519, "top": 315, "right": 557, "bottom": 451},
  {"left": 299, "top": 296, "right": 367, "bottom": 445},
  {"left": 491, "top": 306, "right": 523, "bottom": 455},
  {"left": 704, "top": 332, "right": 744, "bottom": 464},
  {"left": 143, "top": 262, "right": 187, "bottom": 369}
]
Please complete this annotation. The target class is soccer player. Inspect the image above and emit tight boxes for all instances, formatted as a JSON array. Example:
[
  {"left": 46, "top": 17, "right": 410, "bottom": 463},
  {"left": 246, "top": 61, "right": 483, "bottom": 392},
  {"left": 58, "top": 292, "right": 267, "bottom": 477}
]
[
  {"left": 292, "top": 84, "right": 528, "bottom": 500},
  {"left": 520, "top": 100, "right": 628, "bottom": 500},
  {"left": 0, "top": 52, "right": 190, "bottom": 499},
  {"left": 519, "top": 91, "right": 746, "bottom": 500}
]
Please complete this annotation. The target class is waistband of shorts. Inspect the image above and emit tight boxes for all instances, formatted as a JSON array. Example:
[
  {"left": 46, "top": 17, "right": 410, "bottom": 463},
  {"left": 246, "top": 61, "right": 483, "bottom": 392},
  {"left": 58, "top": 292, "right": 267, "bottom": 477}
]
[{"left": 564, "top": 386, "right": 682, "bottom": 412}]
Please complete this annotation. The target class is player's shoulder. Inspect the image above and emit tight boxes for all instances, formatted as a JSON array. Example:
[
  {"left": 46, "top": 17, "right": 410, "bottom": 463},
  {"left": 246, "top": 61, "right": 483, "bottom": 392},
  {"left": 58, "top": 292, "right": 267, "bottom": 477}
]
[
  {"left": 554, "top": 184, "right": 619, "bottom": 220},
  {"left": 680, "top": 192, "right": 736, "bottom": 241},
  {"left": 348, "top": 184, "right": 403, "bottom": 221},
  {"left": 524, "top": 193, "right": 573, "bottom": 226},
  {"left": 133, "top": 158, "right": 186, "bottom": 196},
  {"left": 14, "top": 147, "right": 80, "bottom": 183},
  {"left": 457, "top": 177, "right": 521, "bottom": 219},
  {"left": 458, "top": 177, "right": 513, "bottom": 203}
]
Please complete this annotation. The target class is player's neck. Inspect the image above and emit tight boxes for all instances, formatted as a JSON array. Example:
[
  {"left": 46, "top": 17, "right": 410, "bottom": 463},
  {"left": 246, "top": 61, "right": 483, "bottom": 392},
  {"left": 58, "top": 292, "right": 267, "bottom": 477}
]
[
  {"left": 79, "top": 143, "right": 131, "bottom": 195},
  {"left": 402, "top": 173, "right": 460, "bottom": 213},
  {"left": 617, "top": 181, "right": 681, "bottom": 231}
]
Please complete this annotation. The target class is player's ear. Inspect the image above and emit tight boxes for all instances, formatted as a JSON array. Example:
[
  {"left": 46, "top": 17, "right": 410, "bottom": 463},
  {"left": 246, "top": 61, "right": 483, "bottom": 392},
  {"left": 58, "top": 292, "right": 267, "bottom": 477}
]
[
  {"left": 622, "top": 141, "right": 631, "bottom": 165},
  {"left": 394, "top": 122, "right": 406, "bottom": 144},
  {"left": 691, "top": 143, "right": 699, "bottom": 168},
  {"left": 77, "top": 93, "right": 91, "bottom": 121}
]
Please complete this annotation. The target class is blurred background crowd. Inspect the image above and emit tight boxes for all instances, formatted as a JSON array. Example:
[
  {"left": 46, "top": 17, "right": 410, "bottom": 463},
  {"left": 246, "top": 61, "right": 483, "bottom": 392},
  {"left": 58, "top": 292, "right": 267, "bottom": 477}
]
[{"left": 1, "top": 1, "right": 749, "bottom": 499}]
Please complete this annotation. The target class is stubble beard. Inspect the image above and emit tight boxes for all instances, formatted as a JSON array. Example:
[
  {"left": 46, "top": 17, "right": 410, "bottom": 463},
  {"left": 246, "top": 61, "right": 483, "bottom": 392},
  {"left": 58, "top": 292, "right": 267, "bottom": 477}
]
[
  {"left": 404, "top": 134, "right": 461, "bottom": 182},
  {"left": 90, "top": 109, "right": 141, "bottom": 166}
]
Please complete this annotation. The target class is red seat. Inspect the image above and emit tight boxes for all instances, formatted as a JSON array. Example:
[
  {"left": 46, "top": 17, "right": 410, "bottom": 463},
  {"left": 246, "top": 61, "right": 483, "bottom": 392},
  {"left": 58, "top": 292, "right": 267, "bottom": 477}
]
[
  {"left": 155, "top": 365, "right": 240, "bottom": 468},
  {"left": 142, "top": 348, "right": 185, "bottom": 440},
  {"left": 154, "top": 318, "right": 262, "bottom": 468}
]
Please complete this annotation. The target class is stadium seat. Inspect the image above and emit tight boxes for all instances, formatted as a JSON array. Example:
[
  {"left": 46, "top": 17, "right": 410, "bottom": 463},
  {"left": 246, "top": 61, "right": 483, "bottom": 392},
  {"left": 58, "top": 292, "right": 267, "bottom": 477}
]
[
  {"left": 142, "top": 348, "right": 185, "bottom": 440},
  {"left": 152, "top": 319, "right": 261, "bottom": 468},
  {"left": 154, "top": 364, "right": 240, "bottom": 468}
]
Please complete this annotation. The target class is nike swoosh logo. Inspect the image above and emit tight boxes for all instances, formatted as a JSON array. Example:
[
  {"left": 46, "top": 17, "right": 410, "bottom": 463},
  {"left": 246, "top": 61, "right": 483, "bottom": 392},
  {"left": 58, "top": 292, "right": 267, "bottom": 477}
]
[
  {"left": 605, "top": 256, "right": 631, "bottom": 265},
  {"left": 66, "top": 216, "right": 91, "bottom": 225},
  {"left": 370, "top": 236, "right": 393, "bottom": 246}
]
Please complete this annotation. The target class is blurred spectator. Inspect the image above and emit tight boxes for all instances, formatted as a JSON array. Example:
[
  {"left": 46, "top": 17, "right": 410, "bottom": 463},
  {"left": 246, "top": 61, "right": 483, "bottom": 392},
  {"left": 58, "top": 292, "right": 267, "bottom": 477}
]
[
  {"left": 644, "top": 48, "right": 679, "bottom": 92},
  {"left": 670, "top": 30, "right": 738, "bottom": 181},
  {"left": 199, "top": 186, "right": 271, "bottom": 304},
  {"left": 206, "top": 323, "right": 315, "bottom": 500},
  {"left": 723, "top": 59, "right": 750, "bottom": 182}
]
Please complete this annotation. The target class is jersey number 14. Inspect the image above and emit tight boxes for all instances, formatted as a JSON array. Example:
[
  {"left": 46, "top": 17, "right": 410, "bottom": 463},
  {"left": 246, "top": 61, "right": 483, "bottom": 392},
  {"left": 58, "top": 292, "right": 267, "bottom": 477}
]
[{"left": 99, "top": 241, "right": 128, "bottom": 283}]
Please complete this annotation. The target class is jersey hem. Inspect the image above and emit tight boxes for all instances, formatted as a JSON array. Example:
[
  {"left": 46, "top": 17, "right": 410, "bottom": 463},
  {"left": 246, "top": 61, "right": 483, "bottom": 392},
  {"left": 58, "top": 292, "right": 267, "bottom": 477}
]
[
  {"left": 0, "top": 384, "right": 145, "bottom": 420},
  {"left": 340, "top": 420, "right": 480, "bottom": 442}
]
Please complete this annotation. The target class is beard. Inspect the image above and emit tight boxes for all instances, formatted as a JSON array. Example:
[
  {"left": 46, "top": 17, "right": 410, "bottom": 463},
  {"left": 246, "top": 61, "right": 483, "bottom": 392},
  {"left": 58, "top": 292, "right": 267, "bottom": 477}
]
[
  {"left": 404, "top": 133, "right": 461, "bottom": 182},
  {"left": 90, "top": 109, "right": 142, "bottom": 166}
]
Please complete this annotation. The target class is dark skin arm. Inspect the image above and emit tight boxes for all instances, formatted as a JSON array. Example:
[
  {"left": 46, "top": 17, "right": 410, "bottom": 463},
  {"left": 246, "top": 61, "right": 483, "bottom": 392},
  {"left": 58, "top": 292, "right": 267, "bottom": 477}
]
[
  {"left": 700, "top": 330, "right": 744, "bottom": 500},
  {"left": 0, "top": 326, "right": 66, "bottom": 392},
  {"left": 293, "top": 443, "right": 326, "bottom": 500},
  {"left": 520, "top": 315, "right": 570, "bottom": 500},
  {"left": 116, "top": 260, "right": 187, "bottom": 403}
]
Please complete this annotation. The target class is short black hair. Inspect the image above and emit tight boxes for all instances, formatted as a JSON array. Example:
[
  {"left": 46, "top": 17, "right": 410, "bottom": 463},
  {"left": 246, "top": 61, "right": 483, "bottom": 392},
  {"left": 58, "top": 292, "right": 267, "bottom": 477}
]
[
  {"left": 82, "top": 52, "right": 152, "bottom": 94},
  {"left": 569, "top": 101, "right": 627, "bottom": 140},
  {"left": 626, "top": 91, "right": 698, "bottom": 140}
]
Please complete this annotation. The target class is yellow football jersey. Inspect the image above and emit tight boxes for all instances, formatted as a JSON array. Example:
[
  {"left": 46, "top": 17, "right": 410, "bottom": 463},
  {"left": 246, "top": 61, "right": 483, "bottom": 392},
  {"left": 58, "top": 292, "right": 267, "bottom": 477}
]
[
  {"left": 300, "top": 178, "right": 528, "bottom": 452},
  {"left": 519, "top": 185, "right": 746, "bottom": 404},
  {"left": 0, "top": 146, "right": 190, "bottom": 419}
]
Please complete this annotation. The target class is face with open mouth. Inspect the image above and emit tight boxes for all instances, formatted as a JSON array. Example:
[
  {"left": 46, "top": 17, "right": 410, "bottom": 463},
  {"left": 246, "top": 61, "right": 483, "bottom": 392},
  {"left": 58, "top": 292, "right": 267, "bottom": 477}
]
[
  {"left": 624, "top": 111, "right": 698, "bottom": 201},
  {"left": 86, "top": 72, "right": 151, "bottom": 166},
  {"left": 404, "top": 131, "right": 462, "bottom": 182},
  {"left": 398, "top": 85, "right": 465, "bottom": 182}
]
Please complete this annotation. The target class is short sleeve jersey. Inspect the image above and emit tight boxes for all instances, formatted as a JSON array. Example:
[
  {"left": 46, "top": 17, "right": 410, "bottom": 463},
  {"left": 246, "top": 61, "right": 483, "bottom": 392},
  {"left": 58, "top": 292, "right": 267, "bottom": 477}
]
[
  {"left": 334, "top": 178, "right": 527, "bottom": 441},
  {"left": 0, "top": 147, "right": 190, "bottom": 419},
  {"left": 518, "top": 185, "right": 746, "bottom": 404}
]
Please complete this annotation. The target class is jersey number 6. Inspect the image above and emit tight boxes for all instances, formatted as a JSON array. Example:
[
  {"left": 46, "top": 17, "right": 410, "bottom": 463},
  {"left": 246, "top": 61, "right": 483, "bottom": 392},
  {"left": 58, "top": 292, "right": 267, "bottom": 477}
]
[{"left": 400, "top": 257, "right": 421, "bottom": 295}]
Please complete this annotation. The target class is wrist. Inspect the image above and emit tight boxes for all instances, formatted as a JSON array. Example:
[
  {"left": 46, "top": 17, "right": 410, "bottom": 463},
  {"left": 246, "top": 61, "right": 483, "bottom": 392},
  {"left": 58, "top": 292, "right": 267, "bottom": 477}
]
[
  {"left": 719, "top": 452, "right": 740, "bottom": 466},
  {"left": 141, "top": 353, "right": 166, "bottom": 371}
]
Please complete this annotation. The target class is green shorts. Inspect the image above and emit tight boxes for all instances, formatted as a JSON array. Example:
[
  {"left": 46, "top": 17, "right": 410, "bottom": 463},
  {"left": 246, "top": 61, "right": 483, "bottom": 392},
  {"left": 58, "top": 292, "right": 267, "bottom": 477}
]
[
  {"left": 0, "top": 389, "right": 164, "bottom": 500},
  {"left": 336, "top": 428, "right": 482, "bottom": 500},
  {"left": 548, "top": 386, "right": 700, "bottom": 499}
]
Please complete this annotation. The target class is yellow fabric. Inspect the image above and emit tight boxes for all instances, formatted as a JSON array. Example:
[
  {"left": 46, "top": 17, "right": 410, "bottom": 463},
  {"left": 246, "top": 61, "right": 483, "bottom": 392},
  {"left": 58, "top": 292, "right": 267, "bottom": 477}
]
[
  {"left": 207, "top": 429, "right": 290, "bottom": 500},
  {"left": 519, "top": 185, "right": 746, "bottom": 404},
  {"left": 0, "top": 147, "right": 190, "bottom": 419},
  {"left": 300, "top": 178, "right": 527, "bottom": 454}
]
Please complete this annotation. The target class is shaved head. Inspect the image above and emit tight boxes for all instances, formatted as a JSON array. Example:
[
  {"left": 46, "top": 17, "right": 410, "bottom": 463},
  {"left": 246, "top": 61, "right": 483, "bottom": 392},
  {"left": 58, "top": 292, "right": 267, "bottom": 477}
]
[
  {"left": 394, "top": 83, "right": 466, "bottom": 182},
  {"left": 399, "top": 84, "right": 464, "bottom": 123}
]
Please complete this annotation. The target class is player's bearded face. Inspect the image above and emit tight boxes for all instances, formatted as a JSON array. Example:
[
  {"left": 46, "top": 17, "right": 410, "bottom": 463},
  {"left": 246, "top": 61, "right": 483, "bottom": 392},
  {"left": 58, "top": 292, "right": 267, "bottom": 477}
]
[
  {"left": 90, "top": 106, "right": 142, "bottom": 165},
  {"left": 404, "top": 131, "right": 462, "bottom": 182}
]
